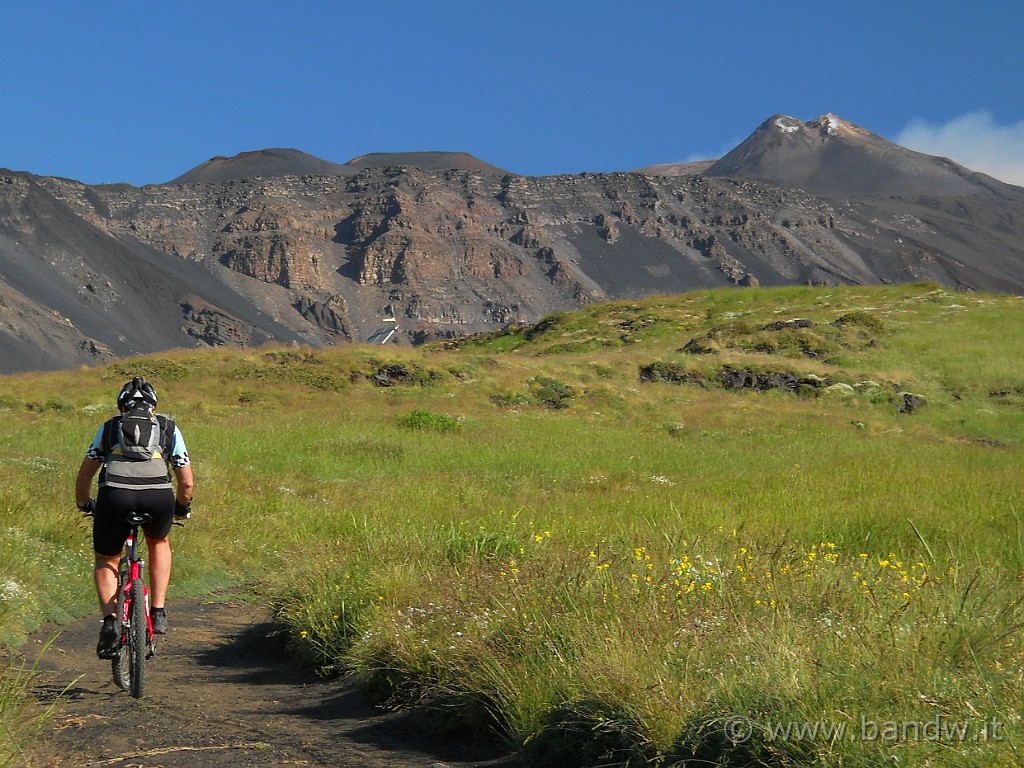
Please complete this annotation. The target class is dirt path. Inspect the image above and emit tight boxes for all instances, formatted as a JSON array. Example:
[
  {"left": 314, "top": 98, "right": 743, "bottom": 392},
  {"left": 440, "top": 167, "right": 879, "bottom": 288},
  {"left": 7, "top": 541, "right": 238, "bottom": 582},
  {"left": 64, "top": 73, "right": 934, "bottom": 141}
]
[{"left": 23, "top": 595, "right": 521, "bottom": 768}]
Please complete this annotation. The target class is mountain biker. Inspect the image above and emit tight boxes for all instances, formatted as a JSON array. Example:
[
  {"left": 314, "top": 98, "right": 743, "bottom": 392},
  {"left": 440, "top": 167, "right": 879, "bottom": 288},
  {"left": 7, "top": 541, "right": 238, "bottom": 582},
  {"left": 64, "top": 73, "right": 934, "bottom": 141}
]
[{"left": 74, "top": 377, "right": 194, "bottom": 659}]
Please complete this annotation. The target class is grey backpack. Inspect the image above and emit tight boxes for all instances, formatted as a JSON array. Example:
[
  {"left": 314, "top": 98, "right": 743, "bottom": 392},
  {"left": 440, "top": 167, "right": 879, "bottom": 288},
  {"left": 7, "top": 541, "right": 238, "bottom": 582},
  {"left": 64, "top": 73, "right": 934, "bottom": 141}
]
[{"left": 114, "top": 406, "right": 166, "bottom": 461}]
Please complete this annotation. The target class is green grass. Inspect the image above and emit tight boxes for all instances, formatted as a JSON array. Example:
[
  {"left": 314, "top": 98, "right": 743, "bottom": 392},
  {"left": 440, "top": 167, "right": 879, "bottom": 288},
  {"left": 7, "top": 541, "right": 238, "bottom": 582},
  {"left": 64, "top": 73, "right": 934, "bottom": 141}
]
[{"left": 1, "top": 283, "right": 1022, "bottom": 766}]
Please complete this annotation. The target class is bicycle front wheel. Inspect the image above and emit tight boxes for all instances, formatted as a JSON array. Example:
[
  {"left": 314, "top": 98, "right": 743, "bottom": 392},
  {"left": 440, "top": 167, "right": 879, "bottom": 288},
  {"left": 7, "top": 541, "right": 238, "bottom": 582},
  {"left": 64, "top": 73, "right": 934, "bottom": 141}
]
[
  {"left": 112, "top": 574, "right": 130, "bottom": 690},
  {"left": 112, "top": 614, "right": 130, "bottom": 691},
  {"left": 128, "top": 579, "right": 147, "bottom": 699}
]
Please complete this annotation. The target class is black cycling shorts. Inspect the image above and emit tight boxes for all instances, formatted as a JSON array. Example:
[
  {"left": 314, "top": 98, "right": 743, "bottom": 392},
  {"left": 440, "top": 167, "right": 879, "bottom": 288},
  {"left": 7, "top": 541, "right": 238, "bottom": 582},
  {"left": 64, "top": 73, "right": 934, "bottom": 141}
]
[{"left": 93, "top": 486, "right": 175, "bottom": 557}]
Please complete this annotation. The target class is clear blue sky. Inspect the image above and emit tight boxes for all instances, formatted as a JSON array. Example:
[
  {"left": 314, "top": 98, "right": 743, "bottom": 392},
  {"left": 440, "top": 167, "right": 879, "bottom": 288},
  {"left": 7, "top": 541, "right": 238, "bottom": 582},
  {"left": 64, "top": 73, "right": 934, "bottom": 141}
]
[{"left": 3, "top": 1, "right": 1023, "bottom": 186}]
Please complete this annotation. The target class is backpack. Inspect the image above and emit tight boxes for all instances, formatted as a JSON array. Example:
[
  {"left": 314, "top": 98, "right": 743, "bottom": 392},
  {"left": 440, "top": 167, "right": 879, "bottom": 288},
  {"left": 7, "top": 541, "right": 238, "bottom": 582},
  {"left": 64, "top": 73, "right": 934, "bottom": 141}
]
[{"left": 104, "top": 408, "right": 174, "bottom": 462}]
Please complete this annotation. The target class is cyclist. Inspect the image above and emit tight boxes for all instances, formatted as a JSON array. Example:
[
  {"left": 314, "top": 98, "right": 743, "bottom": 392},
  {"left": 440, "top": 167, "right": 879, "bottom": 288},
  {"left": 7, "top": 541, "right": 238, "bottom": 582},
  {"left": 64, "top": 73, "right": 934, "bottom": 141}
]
[{"left": 74, "top": 377, "right": 194, "bottom": 659}]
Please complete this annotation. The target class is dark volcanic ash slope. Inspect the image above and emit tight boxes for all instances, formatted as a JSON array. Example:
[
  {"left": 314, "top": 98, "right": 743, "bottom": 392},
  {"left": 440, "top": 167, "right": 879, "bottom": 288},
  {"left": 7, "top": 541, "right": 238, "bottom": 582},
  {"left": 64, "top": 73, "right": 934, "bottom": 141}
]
[
  {"left": 2, "top": 118, "right": 1024, "bottom": 374},
  {"left": 0, "top": 173, "right": 307, "bottom": 372}
]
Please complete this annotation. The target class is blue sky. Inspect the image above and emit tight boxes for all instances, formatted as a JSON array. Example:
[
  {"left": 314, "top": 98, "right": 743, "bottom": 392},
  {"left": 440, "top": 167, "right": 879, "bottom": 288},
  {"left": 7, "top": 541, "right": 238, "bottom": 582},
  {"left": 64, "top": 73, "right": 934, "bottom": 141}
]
[{"left": 3, "top": 1, "right": 1023, "bottom": 186}]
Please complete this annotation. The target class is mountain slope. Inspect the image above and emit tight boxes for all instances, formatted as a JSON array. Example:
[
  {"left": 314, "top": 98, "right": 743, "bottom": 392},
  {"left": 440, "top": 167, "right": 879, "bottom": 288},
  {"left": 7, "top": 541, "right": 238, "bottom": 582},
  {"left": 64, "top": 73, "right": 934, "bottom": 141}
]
[
  {"left": 167, "top": 149, "right": 508, "bottom": 185},
  {"left": 704, "top": 114, "right": 1022, "bottom": 200},
  {"left": 343, "top": 151, "right": 508, "bottom": 175},
  {"left": 1, "top": 114, "right": 1023, "bottom": 375},
  {"left": 0, "top": 173, "right": 307, "bottom": 370},
  {"left": 632, "top": 159, "right": 716, "bottom": 176},
  {"left": 167, "top": 148, "right": 354, "bottom": 184}
]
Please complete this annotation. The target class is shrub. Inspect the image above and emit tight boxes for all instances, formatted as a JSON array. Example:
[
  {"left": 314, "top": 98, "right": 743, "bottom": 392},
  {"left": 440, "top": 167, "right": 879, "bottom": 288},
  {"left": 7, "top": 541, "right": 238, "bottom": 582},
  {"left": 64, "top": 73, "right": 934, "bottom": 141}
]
[
  {"left": 398, "top": 410, "right": 461, "bottom": 432},
  {"left": 527, "top": 377, "right": 575, "bottom": 408},
  {"left": 525, "top": 699, "right": 657, "bottom": 768},
  {"left": 110, "top": 358, "right": 189, "bottom": 381},
  {"left": 833, "top": 310, "right": 885, "bottom": 333}
]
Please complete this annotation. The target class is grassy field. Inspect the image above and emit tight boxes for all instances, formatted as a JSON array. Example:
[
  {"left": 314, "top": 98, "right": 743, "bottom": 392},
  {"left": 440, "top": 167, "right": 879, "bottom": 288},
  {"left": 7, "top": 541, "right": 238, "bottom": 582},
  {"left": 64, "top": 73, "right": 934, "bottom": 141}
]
[{"left": 1, "top": 282, "right": 1022, "bottom": 766}]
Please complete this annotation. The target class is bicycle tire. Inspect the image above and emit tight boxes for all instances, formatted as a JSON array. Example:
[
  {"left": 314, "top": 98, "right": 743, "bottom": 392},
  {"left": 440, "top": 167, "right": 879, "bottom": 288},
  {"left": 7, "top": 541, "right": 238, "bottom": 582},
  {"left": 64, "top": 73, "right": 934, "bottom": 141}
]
[
  {"left": 112, "top": 613, "right": 130, "bottom": 691},
  {"left": 128, "top": 578, "right": 147, "bottom": 698},
  {"left": 112, "top": 568, "right": 130, "bottom": 691}
]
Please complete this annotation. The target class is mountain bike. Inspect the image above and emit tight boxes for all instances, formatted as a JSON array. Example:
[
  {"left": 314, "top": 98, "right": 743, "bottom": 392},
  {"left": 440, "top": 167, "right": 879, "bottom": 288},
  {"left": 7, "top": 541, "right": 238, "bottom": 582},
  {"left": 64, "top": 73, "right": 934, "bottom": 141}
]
[
  {"left": 82, "top": 508, "right": 185, "bottom": 698},
  {"left": 111, "top": 511, "right": 155, "bottom": 698}
]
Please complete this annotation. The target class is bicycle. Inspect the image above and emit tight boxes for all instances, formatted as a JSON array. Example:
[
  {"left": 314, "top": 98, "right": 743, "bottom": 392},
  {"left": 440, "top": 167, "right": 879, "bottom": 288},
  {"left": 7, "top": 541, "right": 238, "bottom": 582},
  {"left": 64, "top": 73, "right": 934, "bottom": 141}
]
[
  {"left": 83, "top": 507, "right": 184, "bottom": 698},
  {"left": 110, "top": 511, "right": 155, "bottom": 698}
]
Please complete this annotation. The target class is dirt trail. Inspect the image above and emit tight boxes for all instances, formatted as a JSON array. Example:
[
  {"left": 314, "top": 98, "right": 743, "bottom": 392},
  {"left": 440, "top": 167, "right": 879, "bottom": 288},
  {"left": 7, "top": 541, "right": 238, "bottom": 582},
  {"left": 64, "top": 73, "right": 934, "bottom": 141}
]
[{"left": 24, "top": 596, "right": 521, "bottom": 768}]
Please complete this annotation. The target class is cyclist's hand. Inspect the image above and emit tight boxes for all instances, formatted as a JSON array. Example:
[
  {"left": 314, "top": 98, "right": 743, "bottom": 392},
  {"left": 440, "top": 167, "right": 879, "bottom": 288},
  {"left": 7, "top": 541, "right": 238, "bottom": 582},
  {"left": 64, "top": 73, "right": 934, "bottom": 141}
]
[
  {"left": 174, "top": 501, "right": 191, "bottom": 520},
  {"left": 77, "top": 498, "right": 95, "bottom": 516}
]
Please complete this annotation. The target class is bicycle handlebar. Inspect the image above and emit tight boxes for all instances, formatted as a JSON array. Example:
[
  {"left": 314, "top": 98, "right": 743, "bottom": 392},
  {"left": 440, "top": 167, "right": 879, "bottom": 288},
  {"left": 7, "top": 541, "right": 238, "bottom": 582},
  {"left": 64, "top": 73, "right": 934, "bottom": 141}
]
[{"left": 78, "top": 507, "right": 187, "bottom": 526}]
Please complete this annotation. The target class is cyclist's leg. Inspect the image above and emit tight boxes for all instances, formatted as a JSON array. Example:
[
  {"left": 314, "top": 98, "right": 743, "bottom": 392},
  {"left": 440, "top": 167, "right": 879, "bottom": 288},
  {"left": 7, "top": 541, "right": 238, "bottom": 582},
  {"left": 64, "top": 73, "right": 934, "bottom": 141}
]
[
  {"left": 93, "top": 489, "right": 130, "bottom": 657},
  {"left": 146, "top": 536, "right": 171, "bottom": 609},
  {"left": 140, "top": 489, "right": 175, "bottom": 615},
  {"left": 93, "top": 553, "right": 120, "bottom": 615},
  {"left": 93, "top": 489, "right": 130, "bottom": 615}
]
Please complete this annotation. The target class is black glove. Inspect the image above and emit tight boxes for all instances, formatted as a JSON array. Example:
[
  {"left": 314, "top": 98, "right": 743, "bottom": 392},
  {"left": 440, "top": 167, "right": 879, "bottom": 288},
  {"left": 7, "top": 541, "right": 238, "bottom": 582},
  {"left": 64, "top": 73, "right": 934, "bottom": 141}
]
[
  {"left": 174, "top": 501, "right": 192, "bottom": 519},
  {"left": 77, "top": 498, "right": 95, "bottom": 515}
]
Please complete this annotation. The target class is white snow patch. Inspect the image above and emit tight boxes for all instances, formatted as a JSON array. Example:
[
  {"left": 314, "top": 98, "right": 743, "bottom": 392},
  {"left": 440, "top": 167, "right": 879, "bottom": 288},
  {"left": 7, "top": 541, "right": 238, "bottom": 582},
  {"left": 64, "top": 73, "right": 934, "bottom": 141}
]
[{"left": 775, "top": 117, "right": 800, "bottom": 134}]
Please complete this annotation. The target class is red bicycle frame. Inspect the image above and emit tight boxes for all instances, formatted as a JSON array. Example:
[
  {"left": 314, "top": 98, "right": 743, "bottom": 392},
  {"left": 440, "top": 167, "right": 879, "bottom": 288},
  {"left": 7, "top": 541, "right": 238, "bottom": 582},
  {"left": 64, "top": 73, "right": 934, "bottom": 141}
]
[{"left": 118, "top": 516, "right": 154, "bottom": 651}]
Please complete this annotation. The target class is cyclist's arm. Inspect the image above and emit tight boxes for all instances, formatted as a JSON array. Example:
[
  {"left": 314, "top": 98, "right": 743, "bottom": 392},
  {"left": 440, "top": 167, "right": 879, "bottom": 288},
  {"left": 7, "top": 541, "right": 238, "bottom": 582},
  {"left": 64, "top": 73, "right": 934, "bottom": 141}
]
[
  {"left": 75, "top": 457, "right": 103, "bottom": 509},
  {"left": 173, "top": 464, "right": 194, "bottom": 508},
  {"left": 169, "top": 426, "right": 193, "bottom": 509},
  {"left": 76, "top": 425, "right": 106, "bottom": 508}
]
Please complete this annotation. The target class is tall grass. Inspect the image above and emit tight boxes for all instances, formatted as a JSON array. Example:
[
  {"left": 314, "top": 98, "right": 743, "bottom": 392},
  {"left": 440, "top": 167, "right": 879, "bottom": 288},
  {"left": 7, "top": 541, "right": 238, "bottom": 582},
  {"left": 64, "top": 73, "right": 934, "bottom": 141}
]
[
  {"left": 0, "top": 641, "right": 62, "bottom": 768},
  {"left": 283, "top": 527, "right": 1020, "bottom": 765},
  {"left": 1, "top": 283, "right": 1022, "bottom": 765}
]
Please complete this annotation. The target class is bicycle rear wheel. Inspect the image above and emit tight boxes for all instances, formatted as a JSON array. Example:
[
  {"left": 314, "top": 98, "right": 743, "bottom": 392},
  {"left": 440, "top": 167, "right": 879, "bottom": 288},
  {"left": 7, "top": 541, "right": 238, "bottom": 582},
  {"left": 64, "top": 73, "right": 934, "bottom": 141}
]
[{"left": 128, "top": 579, "right": 147, "bottom": 698}]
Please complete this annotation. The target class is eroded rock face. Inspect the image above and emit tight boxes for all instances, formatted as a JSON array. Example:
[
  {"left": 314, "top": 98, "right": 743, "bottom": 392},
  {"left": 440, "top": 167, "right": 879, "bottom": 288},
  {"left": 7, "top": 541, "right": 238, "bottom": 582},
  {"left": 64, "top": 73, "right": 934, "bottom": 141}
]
[
  {"left": 2, "top": 157, "right": 1023, "bottom": 372},
  {"left": 180, "top": 301, "right": 255, "bottom": 346}
]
